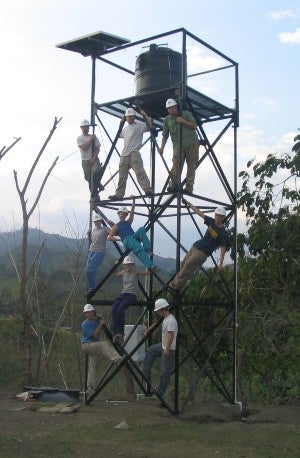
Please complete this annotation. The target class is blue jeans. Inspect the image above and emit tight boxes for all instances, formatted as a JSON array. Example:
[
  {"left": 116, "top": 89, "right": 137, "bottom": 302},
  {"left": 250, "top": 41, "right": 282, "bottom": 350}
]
[
  {"left": 143, "top": 343, "right": 175, "bottom": 396},
  {"left": 123, "top": 227, "right": 154, "bottom": 269},
  {"left": 86, "top": 251, "right": 105, "bottom": 290},
  {"left": 111, "top": 293, "right": 137, "bottom": 335}
]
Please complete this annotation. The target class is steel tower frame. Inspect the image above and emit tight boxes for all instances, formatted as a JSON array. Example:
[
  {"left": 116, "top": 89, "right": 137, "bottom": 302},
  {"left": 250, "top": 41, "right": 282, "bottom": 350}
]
[{"left": 57, "top": 28, "right": 239, "bottom": 415}]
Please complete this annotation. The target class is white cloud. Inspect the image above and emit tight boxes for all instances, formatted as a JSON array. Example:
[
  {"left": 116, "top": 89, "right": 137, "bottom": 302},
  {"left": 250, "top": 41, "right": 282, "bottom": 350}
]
[
  {"left": 187, "top": 46, "right": 223, "bottom": 73},
  {"left": 266, "top": 10, "right": 295, "bottom": 21},
  {"left": 279, "top": 28, "right": 300, "bottom": 44},
  {"left": 251, "top": 97, "right": 277, "bottom": 110}
]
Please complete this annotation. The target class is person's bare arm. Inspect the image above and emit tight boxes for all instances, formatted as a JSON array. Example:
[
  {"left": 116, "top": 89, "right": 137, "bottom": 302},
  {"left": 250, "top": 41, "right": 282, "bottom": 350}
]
[
  {"left": 183, "top": 199, "right": 205, "bottom": 219},
  {"left": 157, "top": 135, "right": 167, "bottom": 155},
  {"left": 128, "top": 197, "right": 135, "bottom": 224},
  {"left": 218, "top": 245, "right": 226, "bottom": 271},
  {"left": 92, "top": 319, "right": 105, "bottom": 338},
  {"left": 108, "top": 225, "right": 120, "bottom": 242},
  {"left": 176, "top": 116, "right": 197, "bottom": 130},
  {"left": 140, "top": 109, "right": 153, "bottom": 130},
  {"left": 136, "top": 269, "right": 152, "bottom": 277},
  {"left": 144, "top": 321, "right": 159, "bottom": 337},
  {"left": 163, "top": 331, "right": 175, "bottom": 356},
  {"left": 115, "top": 270, "right": 124, "bottom": 277},
  {"left": 79, "top": 134, "right": 97, "bottom": 152}
]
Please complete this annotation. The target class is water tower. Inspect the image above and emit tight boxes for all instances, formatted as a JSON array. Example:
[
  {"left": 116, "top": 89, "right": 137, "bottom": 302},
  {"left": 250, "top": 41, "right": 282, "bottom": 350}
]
[{"left": 57, "top": 28, "right": 238, "bottom": 414}]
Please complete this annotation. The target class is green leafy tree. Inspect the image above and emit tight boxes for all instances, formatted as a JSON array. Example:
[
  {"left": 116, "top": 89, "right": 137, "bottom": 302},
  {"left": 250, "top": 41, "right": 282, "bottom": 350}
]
[{"left": 236, "top": 132, "right": 300, "bottom": 403}]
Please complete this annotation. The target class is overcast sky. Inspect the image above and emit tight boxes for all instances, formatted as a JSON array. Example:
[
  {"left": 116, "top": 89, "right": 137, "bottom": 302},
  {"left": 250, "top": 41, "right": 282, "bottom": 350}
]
[{"left": 0, "top": 0, "right": 299, "bottom": 258}]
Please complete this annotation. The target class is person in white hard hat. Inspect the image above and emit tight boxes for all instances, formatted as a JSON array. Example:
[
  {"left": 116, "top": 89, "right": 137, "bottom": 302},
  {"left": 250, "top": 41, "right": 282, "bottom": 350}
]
[
  {"left": 143, "top": 298, "right": 178, "bottom": 397},
  {"left": 108, "top": 197, "right": 159, "bottom": 272},
  {"left": 109, "top": 108, "right": 154, "bottom": 200},
  {"left": 157, "top": 99, "right": 202, "bottom": 194},
  {"left": 86, "top": 211, "right": 114, "bottom": 295},
  {"left": 77, "top": 119, "right": 104, "bottom": 203},
  {"left": 81, "top": 304, "right": 122, "bottom": 393},
  {"left": 167, "top": 200, "right": 229, "bottom": 294},
  {"left": 111, "top": 255, "right": 151, "bottom": 341}
]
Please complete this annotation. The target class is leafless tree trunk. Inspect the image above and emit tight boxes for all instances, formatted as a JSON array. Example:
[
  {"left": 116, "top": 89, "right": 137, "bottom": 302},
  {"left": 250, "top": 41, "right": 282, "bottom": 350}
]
[
  {"left": 32, "top": 214, "right": 87, "bottom": 386},
  {"left": 13, "top": 117, "right": 61, "bottom": 384}
]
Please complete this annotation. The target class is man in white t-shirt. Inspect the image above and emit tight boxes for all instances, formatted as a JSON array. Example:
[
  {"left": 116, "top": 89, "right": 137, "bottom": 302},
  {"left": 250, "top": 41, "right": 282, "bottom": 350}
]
[
  {"left": 77, "top": 119, "right": 104, "bottom": 203},
  {"left": 143, "top": 298, "right": 178, "bottom": 396},
  {"left": 109, "top": 108, "right": 154, "bottom": 200}
]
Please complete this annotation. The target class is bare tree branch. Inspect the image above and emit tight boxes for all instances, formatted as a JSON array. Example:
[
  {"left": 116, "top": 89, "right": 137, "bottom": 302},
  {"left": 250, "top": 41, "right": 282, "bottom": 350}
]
[
  {"left": 0, "top": 137, "right": 21, "bottom": 161},
  {"left": 27, "top": 239, "right": 46, "bottom": 279},
  {"left": 28, "top": 156, "right": 59, "bottom": 218},
  {"left": 12, "top": 116, "right": 62, "bottom": 384},
  {"left": 22, "top": 117, "right": 62, "bottom": 195}
]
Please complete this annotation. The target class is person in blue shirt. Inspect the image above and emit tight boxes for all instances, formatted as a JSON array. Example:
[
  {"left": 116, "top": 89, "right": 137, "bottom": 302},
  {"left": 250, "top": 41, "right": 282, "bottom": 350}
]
[
  {"left": 167, "top": 199, "right": 229, "bottom": 294},
  {"left": 81, "top": 303, "right": 122, "bottom": 392},
  {"left": 108, "top": 197, "right": 159, "bottom": 272}
]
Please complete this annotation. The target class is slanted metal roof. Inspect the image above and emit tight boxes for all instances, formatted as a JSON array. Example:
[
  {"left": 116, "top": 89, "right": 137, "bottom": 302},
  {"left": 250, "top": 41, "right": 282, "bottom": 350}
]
[
  {"left": 56, "top": 31, "right": 130, "bottom": 57},
  {"left": 95, "top": 86, "right": 234, "bottom": 128}
]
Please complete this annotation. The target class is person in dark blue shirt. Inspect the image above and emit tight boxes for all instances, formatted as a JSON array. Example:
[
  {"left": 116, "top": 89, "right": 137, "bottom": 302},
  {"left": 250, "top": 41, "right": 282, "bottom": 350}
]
[{"left": 168, "top": 199, "right": 229, "bottom": 294}]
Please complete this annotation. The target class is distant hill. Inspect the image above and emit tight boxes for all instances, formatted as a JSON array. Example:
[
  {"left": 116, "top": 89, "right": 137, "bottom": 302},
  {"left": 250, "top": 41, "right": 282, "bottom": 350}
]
[{"left": 0, "top": 227, "right": 176, "bottom": 275}]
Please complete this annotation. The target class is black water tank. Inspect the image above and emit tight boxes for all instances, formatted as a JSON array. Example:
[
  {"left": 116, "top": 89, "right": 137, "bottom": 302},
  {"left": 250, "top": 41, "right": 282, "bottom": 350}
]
[{"left": 135, "top": 44, "right": 183, "bottom": 96}]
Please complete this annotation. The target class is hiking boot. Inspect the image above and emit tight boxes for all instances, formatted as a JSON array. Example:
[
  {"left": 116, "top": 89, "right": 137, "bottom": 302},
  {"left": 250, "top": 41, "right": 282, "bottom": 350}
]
[
  {"left": 91, "top": 196, "right": 101, "bottom": 205},
  {"left": 167, "top": 185, "right": 175, "bottom": 192},
  {"left": 109, "top": 194, "right": 123, "bottom": 201},
  {"left": 167, "top": 184, "right": 180, "bottom": 192},
  {"left": 114, "top": 355, "right": 125, "bottom": 364},
  {"left": 84, "top": 289, "right": 94, "bottom": 299},
  {"left": 168, "top": 286, "right": 180, "bottom": 297},
  {"left": 161, "top": 283, "right": 169, "bottom": 292},
  {"left": 148, "top": 265, "right": 161, "bottom": 273},
  {"left": 145, "top": 189, "right": 154, "bottom": 196}
]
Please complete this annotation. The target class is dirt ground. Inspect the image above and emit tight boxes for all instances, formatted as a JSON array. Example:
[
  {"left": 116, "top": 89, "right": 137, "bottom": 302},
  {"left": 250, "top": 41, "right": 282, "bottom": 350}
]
[{"left": 0, "top": 390, "right": 299, "bottom": 457}]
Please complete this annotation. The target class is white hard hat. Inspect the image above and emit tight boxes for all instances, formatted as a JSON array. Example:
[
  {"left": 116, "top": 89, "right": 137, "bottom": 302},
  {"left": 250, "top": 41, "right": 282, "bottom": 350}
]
[
  {"left": 123, "top": 255, "right": 135, "bottom": 265},
  {"left": 117, "top": 206, "right": 129, "bottom": 214},
  {"left": 80, "top": 119, "right": 90, "bottom": 127},
  {"left": 154, "top": 298, "right": 169, "bottom": 312},
  {"left": 166, "top": 98, "right": 177, "bottom": 108},
  {"left": 83, "top": 304, "right": 95, "bottom": 313},
  {"left": 215, "top": 206, "right": 226, "bottom": 217},
  {"left": 125, "top": 108, "right": 136, "bottom": 116},
  {"left": 92, "top": 212, "right": 101, "bottom": 222}
]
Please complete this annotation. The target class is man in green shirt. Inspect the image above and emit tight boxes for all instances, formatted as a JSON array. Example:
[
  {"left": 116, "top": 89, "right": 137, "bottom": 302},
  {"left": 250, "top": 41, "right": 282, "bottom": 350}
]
[{"left": 157, "top": 99, "right": 200, "bottom": 193}]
